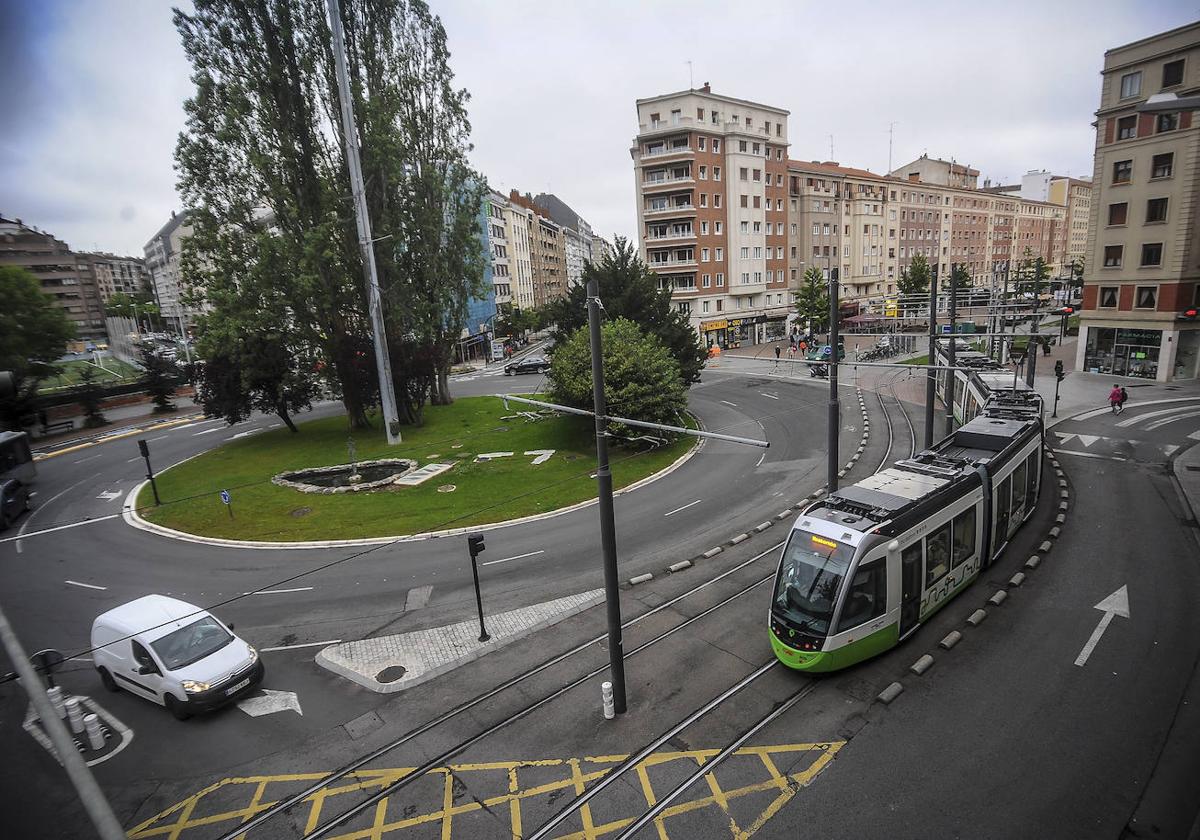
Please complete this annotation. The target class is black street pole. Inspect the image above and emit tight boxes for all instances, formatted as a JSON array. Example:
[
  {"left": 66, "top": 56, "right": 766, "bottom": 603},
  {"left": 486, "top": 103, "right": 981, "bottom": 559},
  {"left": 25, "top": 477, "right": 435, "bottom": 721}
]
[
  {"left": 1053, "top": 376, "right": 1061, "bottom": 418},
  {"left": 924, "top": 263, "right": 939, "bottom": 449},
  {"left": 137, "top": 438, "right": 160, "bottom": 506},
  {"left": 1027, "top": 286, "right": 1040, "bottom": 388},
  {"left": 587, "top": 278, "right": 627, "bottom": 715},
  {"left": 827, "top": 272, "right": 840, "bottom": 493},
  {"left": 467, "top": 534, "right": 490, "bottom": 643},
  {"left": 945, "top": 266, "right": 958, "bottom": 438}
]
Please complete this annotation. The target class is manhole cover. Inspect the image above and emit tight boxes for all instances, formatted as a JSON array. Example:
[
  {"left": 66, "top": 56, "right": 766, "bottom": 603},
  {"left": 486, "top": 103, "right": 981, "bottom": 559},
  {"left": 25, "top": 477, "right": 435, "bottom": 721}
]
[
  {"left": 375, "top": 665, "right": 407, "bottom": 683},
  {"left": 437, "top": 484, "right": 457, "bottom": 493},
  {"left": 564, "top": 454, "right": 580, "bottom": 461},
  {"left": 290, "top": 507, "right": 312, "bottom": 518}
]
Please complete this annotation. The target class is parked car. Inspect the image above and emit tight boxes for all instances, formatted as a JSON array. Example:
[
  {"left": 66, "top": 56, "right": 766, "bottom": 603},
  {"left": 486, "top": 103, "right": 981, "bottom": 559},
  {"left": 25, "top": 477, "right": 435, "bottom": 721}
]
[
  {"left": 0, "top": 480, "right": 31, "bottom": 531},
  {"left": 91, "top": 595, "right": 263, "bottom": 720},
  {"left": 504, "top": 356, "right": 551, "bottom": 376}
]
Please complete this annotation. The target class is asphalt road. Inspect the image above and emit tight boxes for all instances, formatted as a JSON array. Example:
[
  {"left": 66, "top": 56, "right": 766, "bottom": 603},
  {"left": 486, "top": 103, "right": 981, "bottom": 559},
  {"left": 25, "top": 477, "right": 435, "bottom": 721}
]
[{"left": 0, "top": 363, "right": 859, "bottom": 795}]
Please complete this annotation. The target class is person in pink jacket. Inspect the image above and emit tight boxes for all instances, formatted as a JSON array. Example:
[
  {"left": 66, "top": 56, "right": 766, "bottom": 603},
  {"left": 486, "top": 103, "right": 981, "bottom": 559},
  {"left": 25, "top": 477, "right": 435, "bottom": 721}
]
[{"left": 1109, "top": 384, "right": 1124, "bottom": 414}]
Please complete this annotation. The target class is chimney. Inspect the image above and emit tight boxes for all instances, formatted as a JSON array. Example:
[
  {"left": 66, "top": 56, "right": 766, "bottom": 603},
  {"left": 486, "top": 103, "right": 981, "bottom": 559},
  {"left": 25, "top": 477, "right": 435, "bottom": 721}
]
[{"left": 701, "top": 82, "right": 711, "bottom": 93}]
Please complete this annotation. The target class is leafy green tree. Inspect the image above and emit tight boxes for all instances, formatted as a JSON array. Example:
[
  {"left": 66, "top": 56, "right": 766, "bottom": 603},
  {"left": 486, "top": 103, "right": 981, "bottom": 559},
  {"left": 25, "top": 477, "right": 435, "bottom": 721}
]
[
  {"left": 0, "top": 266, "right": 75, "bottom": 430},
  {"left": 140, "top": 346, "right": 177, "bottom": 413},
  {"left": 548, "top": 318, "right": 686, "bottom": 433},
  {"left": 950, "top": 263, "right": 972, "bottom": 291},
  {"left": 544, "top": 238, "right": 706, "bottom": 386},
  {"left": 793, "top": 266, "right": 830, "bottom": 334},
  {"left": 898, "top": 254, "right": 931, "bottom": 297},
  {"left": 78, "top": 365, "right": 108, "bottom": 428}
]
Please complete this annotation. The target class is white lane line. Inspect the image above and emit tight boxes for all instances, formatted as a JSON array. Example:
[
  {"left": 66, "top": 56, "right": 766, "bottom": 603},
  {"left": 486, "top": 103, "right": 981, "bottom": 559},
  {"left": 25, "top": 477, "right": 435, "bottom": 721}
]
[
  {"left": 193, "top": 427, "right": 223, "bottom": 436},
  {"left": 482, "top": 549, "right": 546, "bottom": 567},
  {"left": 126, "top": 456, "right": 140, "bottom": 463},
  {"left": 761, "top": 392, "right": 780, "bottom": 400},
  {"left": 720, "top": 400, "right": 738, "bottom": 407},
  {"left": 664, "top": 499, "right": 702, "bottom": 517},
  {"left": 756, "top": 452, "right": 766, "bottom": 467},
  {"left": 1073, "top": 395, "right": 1200, "bottom": 422},
  {"left": 73, "top": 454, "right": 101, "bottom": 464},
  {"left": 15, "top": 475, "right": 93, "bottom": 554},
  {"left": 1052, "top": 448, "right": 1127, "bottom": 462},
  {"left": 149, "top": 435, "right": 169, "bottom": 442},
  {"left": 1116, "top": 404, "right": 1200, "bottom": 427},
  {"left": 65, "top": 580, "right": 107, "bottom": 591},
  {"left": 260, "top": 640, "right": 342, "bottom": 652},
  {"left": 1145, "top": 409, "right": 1200, "bottom": 432},
  {"left": 245, "top": 586, "right": 315, "bottom": 595}
]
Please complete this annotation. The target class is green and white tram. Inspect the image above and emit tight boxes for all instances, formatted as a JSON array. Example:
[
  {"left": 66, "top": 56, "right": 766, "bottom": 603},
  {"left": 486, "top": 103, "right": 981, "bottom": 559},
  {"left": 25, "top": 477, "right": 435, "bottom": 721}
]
[{"left": 769, "top": 391, "right": 1043, "bottom": 672}]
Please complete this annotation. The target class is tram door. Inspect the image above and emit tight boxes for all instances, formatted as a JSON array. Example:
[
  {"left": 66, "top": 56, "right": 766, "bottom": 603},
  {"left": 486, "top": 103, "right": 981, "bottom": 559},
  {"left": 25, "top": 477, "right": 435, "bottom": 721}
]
[{"left": 899, "top": 542, "right": 923, "bottom": 638}]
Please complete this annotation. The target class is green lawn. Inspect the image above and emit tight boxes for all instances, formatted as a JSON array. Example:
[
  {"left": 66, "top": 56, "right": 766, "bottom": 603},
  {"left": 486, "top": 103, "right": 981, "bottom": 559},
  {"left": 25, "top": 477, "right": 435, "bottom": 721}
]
[
  {"left": 137, "top": 396, "right": 695, "bottom": 541},
  {"left": 40, "top": 358, "right": 141, "bottom": 391},
  {"left": 901, "top": 354, "right": 929, "bottom": 366}
]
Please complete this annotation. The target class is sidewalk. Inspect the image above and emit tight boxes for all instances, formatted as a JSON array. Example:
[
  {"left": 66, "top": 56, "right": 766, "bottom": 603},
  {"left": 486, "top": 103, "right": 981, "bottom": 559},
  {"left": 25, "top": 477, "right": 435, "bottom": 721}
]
[{"left": 27, "top": 396, "right": 199, "bottom": 449}]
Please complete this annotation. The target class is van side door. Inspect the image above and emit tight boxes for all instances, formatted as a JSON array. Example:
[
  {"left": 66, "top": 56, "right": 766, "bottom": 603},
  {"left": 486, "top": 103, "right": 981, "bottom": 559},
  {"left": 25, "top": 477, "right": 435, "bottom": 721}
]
[{"left": 118, "top": 641, "right": 165, "bottom": 703}]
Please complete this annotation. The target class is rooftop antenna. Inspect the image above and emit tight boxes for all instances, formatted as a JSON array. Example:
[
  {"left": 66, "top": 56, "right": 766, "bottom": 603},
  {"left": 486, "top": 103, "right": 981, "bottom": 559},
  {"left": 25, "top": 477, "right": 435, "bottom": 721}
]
[
  {"left": 686, "top": 60, "right": 693, "bottom": 89},
  {"left": 888, "top": 122, "right": 897, "bottom": 173},
  {"left": 829, "top": 134, "right": 834, "bottom": 159}
]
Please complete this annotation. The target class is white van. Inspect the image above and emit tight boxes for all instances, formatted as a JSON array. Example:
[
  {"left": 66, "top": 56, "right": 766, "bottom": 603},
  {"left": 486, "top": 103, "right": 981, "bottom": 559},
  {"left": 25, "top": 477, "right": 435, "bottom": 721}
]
[{"left": 91, "top": 595, "right": 263, "bottom": 720}]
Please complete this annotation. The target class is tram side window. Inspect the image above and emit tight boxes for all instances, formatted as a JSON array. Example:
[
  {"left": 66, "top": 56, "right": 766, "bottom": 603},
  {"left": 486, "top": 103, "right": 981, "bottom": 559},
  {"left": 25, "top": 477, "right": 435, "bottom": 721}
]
[
  {"left": 835, "top": 560, "right": 886, "bottom": 633},
  {"left": 952, "top": 507, "right": 976, "bottom": 568},
  {"left": 924, "top": 521, "right": 952, "bottom": 587},
  {"left": 1012, "top": 460, "right": 1027, "bottom": 516},
  {"left": 995, "top": 477, "right": 1011, "bottom": 540},
  {"left": 954, "top": 379, "right": 965, "bottom": 411},
  {"left": 1025, "top": 451, "right": 1039, "bottom": 502}
]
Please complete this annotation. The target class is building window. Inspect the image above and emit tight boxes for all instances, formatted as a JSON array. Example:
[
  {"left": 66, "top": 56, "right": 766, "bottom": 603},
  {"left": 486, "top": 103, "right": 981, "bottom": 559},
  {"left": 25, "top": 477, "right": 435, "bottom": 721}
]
[
  {"left": 716, "top": 273, "right": 724, "bottom": 286},
  {"left": 715, "top": 222, "right": 722, "bottom": 234},
  {"left": 1108, "top": 203, "right": 1128, "bottom": 225},
  {"left": 697, "top": 136, "right": 706, "bottom": 151},
  {"left": 740, "top": 221, "right": 749, "bottom": 233},
  {"left": 1141, "top": 243, "right": 1163, "bottom": 267},
  {"left": 1103, "top": 245, "right": 1123, "bottom": 267},
  {"left": 716, "top": 299, "right": 723, "bottom": 311},
  {"left": 1157, "top": 112, "right": 1180, "bottom": 133},
  {"left": 752, "top": 169, "right": 761, "bottom": 182},
  {"left": 700, "top": 194, "right": 708, "bottom": 208},
  {"left": 701, "top": 221, "right": 709, "bottom": 235},
  {"left": 752, "top": 221, "right": 761, "bottom": 233},
  {"left": 1146, "top": 197, "right": 1168, "bottom": 223},
  {"left": 1120, "top": 71, "right": 1142, "bottom": 99},
  {"left": 715, "top": 248, "right": 723, "bottom": 260},
  {"left": 1116, "top": 115, "right": 1137, "bottom": 140},
  {"left": 740, "top": 195, "right": 748, "bottom": 208},
  {"left": 701, "top": 248, "right": 710, "bottom": 262},
  {"left": 702, "top": 274, "right": 711, "bottom": 288},
  {"left": 752, "top": 142, "right": 760, "bottom": 154},
  {"left": 712, "top": 139, "right": 720, "bottom": 153},
  {"left": 739, "top": 141, "right": 748, "bottom": 153},
  {"left": 1135, "top": 286, "right": 1158, "bottom": 308},
  {"left": 1113, "top": 159, "right": 1133, "bottom": 184},
  {"left": 739, "top": 167, "right": 748, "bottom": 181},
  {"left": 753, "top": 196, "right": 761, "bottom": 209},
  {"left": 740, "top": 247, "right": 749, "bottom": 259},
  {"left": 713, "top": 195, "right": 721, "bottom": 208},
  {"left": 702, "top": 300, "right": 710, "bottom": 313},
  {"left": 1163, "top": 59, "right": 1185, "bottom": 89},
  {"left": 1099, "top": 286, "right": 1118, "bottom": 307},
  {"left": 699, "top": 165, "right": 707, "bottom": 179},
  {"left": 713, "top": 166, "right": 721, "bottom": 181}
]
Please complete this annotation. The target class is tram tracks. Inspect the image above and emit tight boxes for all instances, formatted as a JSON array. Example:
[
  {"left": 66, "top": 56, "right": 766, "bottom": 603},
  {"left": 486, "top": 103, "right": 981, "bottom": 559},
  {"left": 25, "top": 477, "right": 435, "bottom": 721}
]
[
  {"left": 220, "top": 540, "right": 788, "bottom": 840},
  {"left": 873, "top": 368, "right": 919, "bottom": 473}
]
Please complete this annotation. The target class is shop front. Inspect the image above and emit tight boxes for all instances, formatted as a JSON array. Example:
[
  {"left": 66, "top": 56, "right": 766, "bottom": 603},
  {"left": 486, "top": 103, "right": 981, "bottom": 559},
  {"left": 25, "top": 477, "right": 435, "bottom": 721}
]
[
  {"left": 1083, "top": 327, "right": 1163, "bottom": 379},
  {"left": 701, "top": 315, "right": 766, "bottom": 350}
]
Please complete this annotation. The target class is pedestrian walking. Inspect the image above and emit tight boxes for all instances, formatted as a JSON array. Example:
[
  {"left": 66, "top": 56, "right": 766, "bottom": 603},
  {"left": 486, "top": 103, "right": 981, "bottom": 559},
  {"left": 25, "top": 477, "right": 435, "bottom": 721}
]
[
  {"left": 1119, "top": 386, "right": 1129, "bottom": 411},
  {"left": 1109, "top": 384, "right": 1123, "bottom": 414},
  {"left": 774, "top": 345, "right": 781, "bottom": 367}
]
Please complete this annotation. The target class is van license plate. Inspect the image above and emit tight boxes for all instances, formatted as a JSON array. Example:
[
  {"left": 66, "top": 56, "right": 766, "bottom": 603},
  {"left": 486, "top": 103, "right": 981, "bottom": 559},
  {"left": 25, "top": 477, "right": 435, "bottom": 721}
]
[{"left": 226, "top": 678, "right": 250, "bottom": 696}]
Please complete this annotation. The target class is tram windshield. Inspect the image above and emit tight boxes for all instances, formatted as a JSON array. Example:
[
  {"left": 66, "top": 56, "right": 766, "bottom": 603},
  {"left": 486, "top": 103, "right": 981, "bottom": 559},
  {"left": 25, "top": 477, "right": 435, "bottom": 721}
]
[{"left": 773, "top": 530, "right": 853, "bottom": 635}]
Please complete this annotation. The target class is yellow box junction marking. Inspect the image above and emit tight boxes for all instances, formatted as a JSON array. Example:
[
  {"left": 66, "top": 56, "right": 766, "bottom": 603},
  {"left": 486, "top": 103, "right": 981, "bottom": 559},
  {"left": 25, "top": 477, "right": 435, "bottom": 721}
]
[{"left": 126, "top": 742, "right": 843, "bottom": 840}]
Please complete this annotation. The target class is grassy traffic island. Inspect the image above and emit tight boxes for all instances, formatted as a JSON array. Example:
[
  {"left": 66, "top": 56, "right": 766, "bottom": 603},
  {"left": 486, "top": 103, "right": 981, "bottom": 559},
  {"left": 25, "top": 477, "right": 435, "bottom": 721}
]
[{"left": 135, "top": 396, "right": 696, "bottom": 542}]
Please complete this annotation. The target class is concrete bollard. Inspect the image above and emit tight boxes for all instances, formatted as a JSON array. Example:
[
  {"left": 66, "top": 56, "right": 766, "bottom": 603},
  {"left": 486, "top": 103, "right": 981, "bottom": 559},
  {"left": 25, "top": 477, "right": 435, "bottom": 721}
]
[
  {"left": 84, "top": 713, "right": 106, "bottom": 750},
  {"left": 601, "top": 681, "right": 615, "bottom": 720},
  {"left": 47, "top": 686, "right": 67, "bottom": 719},
  {"left": 65, "top": 697, "right": 85, "bottom": 735}
]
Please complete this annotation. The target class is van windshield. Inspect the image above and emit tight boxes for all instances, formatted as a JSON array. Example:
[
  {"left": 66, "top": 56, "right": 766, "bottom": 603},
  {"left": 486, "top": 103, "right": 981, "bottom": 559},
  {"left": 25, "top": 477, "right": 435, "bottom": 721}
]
[{"left": 151, "top": 617, "right": 233, "bottom": 670}]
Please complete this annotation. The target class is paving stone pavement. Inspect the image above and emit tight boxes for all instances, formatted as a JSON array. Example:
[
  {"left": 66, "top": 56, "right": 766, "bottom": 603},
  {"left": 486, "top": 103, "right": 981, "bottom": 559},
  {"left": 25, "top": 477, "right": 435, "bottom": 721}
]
[{"left": 316, "top": 589, "right": 604, "bottom": 693}]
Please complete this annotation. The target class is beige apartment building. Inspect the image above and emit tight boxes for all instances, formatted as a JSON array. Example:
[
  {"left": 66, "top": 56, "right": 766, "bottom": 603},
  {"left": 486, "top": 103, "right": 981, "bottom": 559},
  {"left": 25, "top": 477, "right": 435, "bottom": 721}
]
[
  {"left": 0, "top": 215, "right": 107, "bottom": 341},
  {"left": 1078, "top": 21, "right": 1200, "bottom": 381},
  {"left": 83, "top": 252, "right": 148, "bottom": 302},
  {"left": 1048, "top": 177, "right": 1093, "bottom": 267},
  {"left": 632, "top": 85, "right": 792, "bottom": 348}
]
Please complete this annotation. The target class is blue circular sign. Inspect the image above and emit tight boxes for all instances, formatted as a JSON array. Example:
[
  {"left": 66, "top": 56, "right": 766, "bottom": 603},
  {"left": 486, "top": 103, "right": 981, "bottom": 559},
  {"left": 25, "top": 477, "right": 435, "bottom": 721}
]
[{"left": 219, "top": 490, "right": 231, "bottom": 504}]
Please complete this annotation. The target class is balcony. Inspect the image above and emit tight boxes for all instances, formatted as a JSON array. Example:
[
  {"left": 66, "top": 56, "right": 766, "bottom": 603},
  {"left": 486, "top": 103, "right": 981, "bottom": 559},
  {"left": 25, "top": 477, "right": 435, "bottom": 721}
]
[
  {"left": 645, "top": 229, "right": 697, "bottom": 244},
  {"left": 648, "top": 257, "right": 698, "bottom": 272},
  {"left": 644, "top": 203, "right": 696, "bottom": 218},
  {"left": 642, "top": 174, "right": 695, "bottom": 192},
  {"left": 638, "top": 116, "right": 696, "bottom": 138}
]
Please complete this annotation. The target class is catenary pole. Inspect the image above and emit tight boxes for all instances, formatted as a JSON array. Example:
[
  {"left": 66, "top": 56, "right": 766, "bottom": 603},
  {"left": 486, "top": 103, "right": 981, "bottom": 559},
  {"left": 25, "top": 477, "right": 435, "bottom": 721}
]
[
  {"left": 944, "top": 266, "right": 958, "bottom": 437},
  {"left": 587, "top": 279, "right": 627, "bottom": 715},
  {"left": 327, "top": 0, "right": 402, "bottom": 444},
  {"left": 1026, "top": 283, "right": 1040, "bottom": 388},
  {"left": 924, "top": 263, "right": 939, "bottom": 449},
  {"left": 0, "top": 605, "right": 125, "bottom": 839},
  {"left": 827, "top": 271, "right": 840, "bottom": 492}
]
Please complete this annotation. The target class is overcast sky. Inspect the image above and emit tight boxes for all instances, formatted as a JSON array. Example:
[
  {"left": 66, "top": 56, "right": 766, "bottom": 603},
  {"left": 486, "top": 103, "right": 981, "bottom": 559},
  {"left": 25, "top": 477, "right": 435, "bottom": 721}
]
[{"left": 1, "top": 0, "right": 1194, "bottom": 257}]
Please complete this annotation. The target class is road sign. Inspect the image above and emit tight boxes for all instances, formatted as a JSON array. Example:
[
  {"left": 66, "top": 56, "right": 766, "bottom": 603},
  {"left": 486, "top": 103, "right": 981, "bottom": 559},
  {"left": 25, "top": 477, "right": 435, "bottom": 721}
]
[
  {"left": 220, "top": 489, "right": 231, "bottom": 505},
  {"left": 941, "top": 324, "right": 953, "bottom": 334}
]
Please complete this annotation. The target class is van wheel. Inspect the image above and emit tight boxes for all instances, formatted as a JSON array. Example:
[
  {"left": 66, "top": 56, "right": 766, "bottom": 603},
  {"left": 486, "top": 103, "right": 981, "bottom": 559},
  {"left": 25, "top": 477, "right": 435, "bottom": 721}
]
[
  {"left": 97, "top": 667, "right": 118, "bottom": 693},
  {"left": 165, "top": 695, "right": 191, "bottom": 721}
]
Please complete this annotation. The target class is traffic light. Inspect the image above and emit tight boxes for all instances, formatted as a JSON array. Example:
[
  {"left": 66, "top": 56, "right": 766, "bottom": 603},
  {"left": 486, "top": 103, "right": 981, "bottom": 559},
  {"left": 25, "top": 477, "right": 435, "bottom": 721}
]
[
  {"left": 467, "top": 533, "right": 485, "bottom": 557},
  {"left": 1057, "top": 306, "right": 1075, "bottom": 317},
  {"left": 1181, "top": 307, "right": 1199, "bottom": 321},
  {"left": 1054, "top": 360, "right": 1065, "bottom": 382}
]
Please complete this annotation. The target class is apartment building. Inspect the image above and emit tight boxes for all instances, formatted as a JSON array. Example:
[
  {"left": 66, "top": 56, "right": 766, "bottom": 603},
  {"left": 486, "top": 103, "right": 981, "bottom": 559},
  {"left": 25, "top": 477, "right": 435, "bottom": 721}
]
[
  {"left": 143, "top": 210, "right": 200, "bottom": 334},
  {"left": 1048, "top": 177, "right": 1093, "bottom": 267},
  {"left": 531, "top": 192, "right": 602, "bottom": 283},
  {"left": 0, "top": 215, "right": 107, "bottom": 340},
  {"left": 82, "top": 252, "right": 148, "bottom": 302},
  {"left": 632, "top": 85, "right": 792, "bottom": 348},
  {"left": 890, "top": 154, "right": 979, "bottom": 190},
  {"left": 485, "top": 191, "right": 513, "bottom": 312},
  {"left": 1077, "top": 21, "right": 1200, "bottom": 381},
  {"left": 507, "top": 191, "right": 569, "bottom": 308}
]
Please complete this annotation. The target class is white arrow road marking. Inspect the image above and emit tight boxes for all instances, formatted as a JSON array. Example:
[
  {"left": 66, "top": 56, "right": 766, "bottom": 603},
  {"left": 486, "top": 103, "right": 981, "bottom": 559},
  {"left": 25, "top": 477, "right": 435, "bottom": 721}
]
[
  {"left": 65, "top": 580, "right": 107, "bottom": 591},
  {"left": 1054, "top": 432, "right": 1077, "bottom": 445},
  {"left": 237, "top": 689, "right": 302, "bottom": 717},
  {"left": 96, "top": 490, "right": 121, "bottom": 501},
  {"left": 664, "top": 499, "right": 702, "bottom": 517},
  {"left": 475, "top": 451, "right": 514, "bottom": 461},
  {"left": 1190, "top": 430, "right": 1200, "bottom": 441},
  {"left": 761, "top": 392, "right": 780, "bottom": 400},
  {"left": 524, "top": 449, "right": 555, "bottom": 465},
  {"left": 1075, "top": 434, "right": 1101, "bottom": 448},
  {"left": 1075, "top": 585, "right": 1130, "bottom": 667}
]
